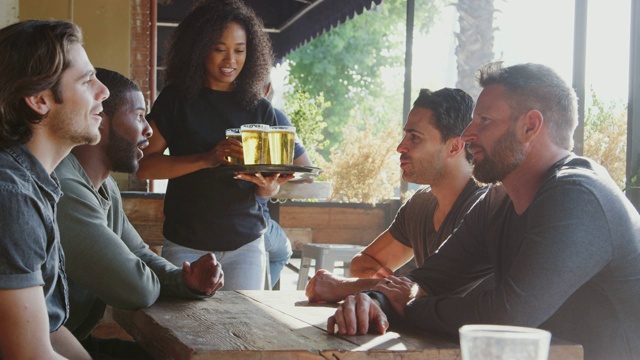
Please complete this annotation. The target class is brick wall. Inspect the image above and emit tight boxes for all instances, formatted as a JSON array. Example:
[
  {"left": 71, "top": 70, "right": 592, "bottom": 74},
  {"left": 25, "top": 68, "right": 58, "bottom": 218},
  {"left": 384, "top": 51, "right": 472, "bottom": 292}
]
[
  {"left": 130, "top": 0, "right": 152, "bottom": 101},
  {"left": 126, "top": 0, "right": 153, "bottom": 191}
]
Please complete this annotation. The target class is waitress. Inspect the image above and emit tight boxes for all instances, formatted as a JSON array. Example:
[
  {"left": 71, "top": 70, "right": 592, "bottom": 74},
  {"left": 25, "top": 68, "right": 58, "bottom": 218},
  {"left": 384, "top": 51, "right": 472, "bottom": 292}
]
[{"left": 137, "top": 0, "right": 291, "bottom": 290}]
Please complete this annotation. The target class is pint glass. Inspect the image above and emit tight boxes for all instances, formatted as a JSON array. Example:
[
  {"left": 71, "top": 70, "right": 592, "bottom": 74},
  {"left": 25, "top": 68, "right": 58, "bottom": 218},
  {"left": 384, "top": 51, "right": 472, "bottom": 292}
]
[
  {"left": 225, "top": 128, "right": 242, "bottom": 164},
  {"left": 268, "top": 126, "right": 296, "bottom": 165},
  {"left": 459, "top": 325, "right": 551, "bottom": 360},
  {"left": 241, "top": 124, "right": 269, "bottom": 165}
]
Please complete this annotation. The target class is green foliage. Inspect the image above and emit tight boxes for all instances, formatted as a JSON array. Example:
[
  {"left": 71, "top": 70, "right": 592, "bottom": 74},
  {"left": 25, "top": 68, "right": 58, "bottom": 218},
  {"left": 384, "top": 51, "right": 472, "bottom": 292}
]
[
  {"left": 285, "top": 0, "right": 441, "bottom": 154},
  {"left": 583, "top": 88, "right": 628, "bottom": 189},
  {"left": 320, "top": 117, "right": 401, "bottom": 204},
  {"left": 284, "top": 90, "right": 330, "bottom": 165},
  {"left": 629, "top": 173, "right": 640, "bottom": 189}
]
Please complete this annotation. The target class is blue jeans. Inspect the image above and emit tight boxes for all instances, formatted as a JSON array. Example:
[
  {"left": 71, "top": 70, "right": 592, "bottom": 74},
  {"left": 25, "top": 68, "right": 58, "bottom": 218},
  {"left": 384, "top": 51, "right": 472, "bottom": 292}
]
[
  {"left": 162, "top": 237, "right": 266, "bottom": 290},
  {"left": 264, "top": 219, "right": 293, "bottom": 288}
]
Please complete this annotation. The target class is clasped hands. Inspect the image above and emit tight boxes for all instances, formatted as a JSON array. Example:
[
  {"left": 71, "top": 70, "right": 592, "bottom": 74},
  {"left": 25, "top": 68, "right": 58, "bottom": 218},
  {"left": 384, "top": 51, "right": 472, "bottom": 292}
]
[
  {"left": 327, "top": 275, "right": 420, "bottom": 336},
  {"left": 181, "top": 253, "right": 224, "bottom": 295}
]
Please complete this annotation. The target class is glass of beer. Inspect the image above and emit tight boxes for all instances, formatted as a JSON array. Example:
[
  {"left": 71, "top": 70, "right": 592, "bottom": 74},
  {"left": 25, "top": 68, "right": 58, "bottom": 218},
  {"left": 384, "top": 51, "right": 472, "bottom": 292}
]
[
  {"left": 241, "top": 124, "right": 269, "bottom": 165},
  {"left": 225, "top": 128, "right": 243, "bottom": 164},
  {"left": 268, "top": 126, "right": 296, "bottom": 165}
]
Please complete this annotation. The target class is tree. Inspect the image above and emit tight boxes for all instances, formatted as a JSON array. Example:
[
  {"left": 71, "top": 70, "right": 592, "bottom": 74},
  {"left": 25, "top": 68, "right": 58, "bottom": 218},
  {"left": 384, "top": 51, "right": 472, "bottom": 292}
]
[
  {"left": 583, "top": 89, "right": 628, "bottom": 189},
  {"left": 284, "top": 90, "right": 330, "bottom": 166},
  {"left": 285, "top": 0, "right": 440, "bottom": 156},
  {"left": 455, "top": 0, "right": 496, "bottom": 100}
]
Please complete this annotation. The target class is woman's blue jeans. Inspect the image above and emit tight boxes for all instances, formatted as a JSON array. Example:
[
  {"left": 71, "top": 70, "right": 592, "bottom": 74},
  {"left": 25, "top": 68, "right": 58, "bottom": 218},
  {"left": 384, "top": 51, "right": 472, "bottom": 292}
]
[
  {"left": 162, "top": 236, "right": 266, "bottom": 290},
  {"left": 264, "top": 219, "right": 293, "bottom": 288}
]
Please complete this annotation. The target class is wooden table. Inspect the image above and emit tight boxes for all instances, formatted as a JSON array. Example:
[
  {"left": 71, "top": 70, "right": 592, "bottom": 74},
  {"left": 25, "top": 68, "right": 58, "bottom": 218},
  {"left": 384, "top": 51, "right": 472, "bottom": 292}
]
[{"left": 113, "top": 290, "right": 583, "bottom": 360}]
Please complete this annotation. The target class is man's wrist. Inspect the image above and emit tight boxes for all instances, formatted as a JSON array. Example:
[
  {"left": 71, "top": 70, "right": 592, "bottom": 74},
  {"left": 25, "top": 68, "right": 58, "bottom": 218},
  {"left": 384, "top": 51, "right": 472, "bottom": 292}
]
[{"left": 361, "top": 290, "right": 401, "bottom": 324}]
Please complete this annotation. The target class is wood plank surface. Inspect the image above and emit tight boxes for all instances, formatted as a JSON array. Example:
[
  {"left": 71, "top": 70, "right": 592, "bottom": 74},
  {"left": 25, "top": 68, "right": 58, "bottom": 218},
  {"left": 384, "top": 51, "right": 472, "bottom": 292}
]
[
  {"left": 240, "top": 291, "right": 583, "bottom": 360},
  {"left": 114, "top": 291, "right": 583, "bottom": 360},
  {"left": 120, "top": 193, "right": 392, "bottom": 249},
  {"left": 115, "top": 292, "right": 364, "bottom": 360},
  {"left": 121, "top": 196, "right": 164, "bottom": 249},
  {"left": 240, "top": 290, "right": 465, "bottom": 356},
  {"left": 279, "top": 206, "right": 388, "bottom": 245}
]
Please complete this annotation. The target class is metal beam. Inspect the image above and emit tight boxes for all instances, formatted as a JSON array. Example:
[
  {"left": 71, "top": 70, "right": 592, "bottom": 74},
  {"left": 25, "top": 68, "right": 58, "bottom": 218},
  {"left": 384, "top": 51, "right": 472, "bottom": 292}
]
[
  {"left": 572, "top": 0, "right": 588, "bottom": 155},
  {"left": 400, "top": 0, "right": 415, "bottom": 196},
  {"left": 626, "top": 0, "right": 640, "bottom": 201},
  {"left": 277, "top": 0, "right": 325, "bottom": 32}
]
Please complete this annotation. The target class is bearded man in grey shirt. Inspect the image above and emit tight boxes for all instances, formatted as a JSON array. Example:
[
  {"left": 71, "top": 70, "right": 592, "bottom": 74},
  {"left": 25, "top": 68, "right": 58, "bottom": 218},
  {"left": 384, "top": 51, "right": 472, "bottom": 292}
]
[{"left": 328, "top": 62, "right": 640, "bottom": 360}]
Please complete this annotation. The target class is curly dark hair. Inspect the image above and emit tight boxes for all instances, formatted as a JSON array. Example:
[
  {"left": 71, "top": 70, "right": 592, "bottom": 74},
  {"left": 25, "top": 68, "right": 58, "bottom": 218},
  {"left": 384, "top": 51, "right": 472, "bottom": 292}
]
[
  {"left": 0, "top": 20, "right": 82, "bottom": 148},
  {"left": 164, "top": 0, "right": 273, "bottom": 109}
]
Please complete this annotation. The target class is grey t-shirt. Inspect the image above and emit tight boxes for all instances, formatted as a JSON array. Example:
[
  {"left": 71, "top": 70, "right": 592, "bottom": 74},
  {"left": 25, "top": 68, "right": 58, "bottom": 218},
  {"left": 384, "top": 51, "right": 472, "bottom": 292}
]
[
  {"left": 405, "top": 155, "right": 640, "bottom": 360},
  {"left": 389, "top": 179, "right": 487, "bottom": 267},
  {"left": 0, "top": 144, "right": 68, "bottom": 332}
]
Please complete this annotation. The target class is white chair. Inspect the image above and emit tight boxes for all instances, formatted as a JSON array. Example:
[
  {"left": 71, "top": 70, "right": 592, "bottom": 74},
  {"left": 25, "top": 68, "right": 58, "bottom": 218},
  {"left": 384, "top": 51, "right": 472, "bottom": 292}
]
[
  {"left": 296, "top": 243, "right": 365, "bottom": 290},
  {"left": 264, "top": 251, "right": 272, "bottom": 290}
]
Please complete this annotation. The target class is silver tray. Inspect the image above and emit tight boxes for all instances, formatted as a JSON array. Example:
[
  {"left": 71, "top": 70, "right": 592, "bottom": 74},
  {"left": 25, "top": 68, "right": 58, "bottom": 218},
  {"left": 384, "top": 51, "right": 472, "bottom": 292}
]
[{"left": 216, "top": 164, "right": 322, "bottom": 181}]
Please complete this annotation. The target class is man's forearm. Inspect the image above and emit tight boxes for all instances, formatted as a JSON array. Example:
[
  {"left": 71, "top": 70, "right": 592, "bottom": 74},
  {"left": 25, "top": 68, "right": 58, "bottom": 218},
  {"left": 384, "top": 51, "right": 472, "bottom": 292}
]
[
  {"left": 345, "top": 278, "right": 382, "bottom": 295},
  {"left": 350, "top": 252, "right": 385, "bottom": 278}
]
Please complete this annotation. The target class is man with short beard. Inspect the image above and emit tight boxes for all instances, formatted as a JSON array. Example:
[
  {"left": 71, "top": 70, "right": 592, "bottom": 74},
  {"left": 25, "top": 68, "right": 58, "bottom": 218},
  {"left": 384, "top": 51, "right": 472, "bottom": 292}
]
[
  {"left": 305, "top": 88, "right": 489, "bottom": 303},
  {"left": 327, "top": 62, "right": 640, "bottom": 360},
  {"left": 54, "top": 68, "right": 224, "bottom": 359}
]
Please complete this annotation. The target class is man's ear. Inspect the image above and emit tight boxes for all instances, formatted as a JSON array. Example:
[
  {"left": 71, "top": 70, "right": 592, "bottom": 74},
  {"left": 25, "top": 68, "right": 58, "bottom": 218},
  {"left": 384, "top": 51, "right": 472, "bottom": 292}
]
[
  {"left": 447, "top": 136, "right": 466, "bottom": 158},
  {"left": 23, "top": 90, "right": 54, "bottom": 116},
  {"left": 520, "top": 109, "right": 543, "bottom": 143}
]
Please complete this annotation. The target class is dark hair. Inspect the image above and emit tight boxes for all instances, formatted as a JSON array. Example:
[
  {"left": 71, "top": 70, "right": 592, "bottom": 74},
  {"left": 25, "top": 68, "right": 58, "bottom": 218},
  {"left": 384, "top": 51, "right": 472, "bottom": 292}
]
[
  {"left": 477, "top": 62, "right": 578, "bottom": 150},
  {"left": 164, "top": 0, "right": 273, "bottom": 109},
  {"left": 0, "top": 20, "right": 83, "bottom": 147},
  {"left": 413, "top": 88, "right": 474, "bottom": 162},
  {"left": 413, "top": 88, "right": 474, "bottom": 140},
  {"left": 95, "top": 68, "right": 141, "bottom": 117}
]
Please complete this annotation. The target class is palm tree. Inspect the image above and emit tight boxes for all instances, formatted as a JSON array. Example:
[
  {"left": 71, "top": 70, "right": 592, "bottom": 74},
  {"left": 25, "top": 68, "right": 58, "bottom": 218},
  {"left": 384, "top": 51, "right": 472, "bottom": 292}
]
[{"left": 455, "top": 0, "right": 496, "bottom": 100}]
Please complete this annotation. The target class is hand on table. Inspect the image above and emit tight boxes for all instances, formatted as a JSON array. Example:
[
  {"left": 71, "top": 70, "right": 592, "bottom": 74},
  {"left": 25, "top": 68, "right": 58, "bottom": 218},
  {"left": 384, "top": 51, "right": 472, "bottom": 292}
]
[
  {"left": 306, "top": 269, "right": 354, "bottom": 303},
  {"left": 370, "top": 276, "right": 419, "bottom": 317},
  {"left": 327, "top": 293, "right": 389, "bottom": 335},
  {"left": 182, "top": 253, "right": 224, "bottom": 295}
]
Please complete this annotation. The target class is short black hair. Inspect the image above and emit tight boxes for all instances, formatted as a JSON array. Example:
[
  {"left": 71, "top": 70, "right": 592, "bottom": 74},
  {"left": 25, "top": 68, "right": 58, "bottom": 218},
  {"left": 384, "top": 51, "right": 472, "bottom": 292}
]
[
  {"left": 95, "top": 68, "right": 141, "bottom": 117},
  {"left": 413, "top": 88, "right": 474, "bottom": 141}
]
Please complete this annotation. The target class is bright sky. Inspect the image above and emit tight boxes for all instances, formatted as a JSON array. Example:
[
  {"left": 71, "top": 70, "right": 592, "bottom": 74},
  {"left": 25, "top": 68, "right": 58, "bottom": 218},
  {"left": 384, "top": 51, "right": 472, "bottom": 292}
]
[
  {"left": 273, "top": 0, "right": 632, "bottom": 110},
  {"left": 411, "top": 0, "right": 632, "bottom": 104}
]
